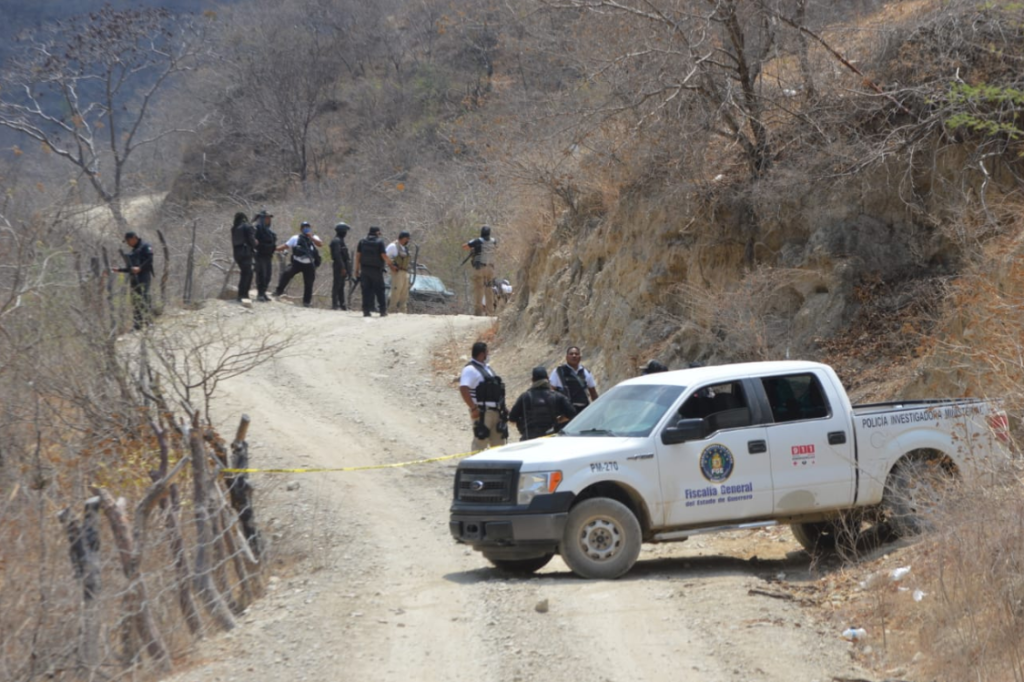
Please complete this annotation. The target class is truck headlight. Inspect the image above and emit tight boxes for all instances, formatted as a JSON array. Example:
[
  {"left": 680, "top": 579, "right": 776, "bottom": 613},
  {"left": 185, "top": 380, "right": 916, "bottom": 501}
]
[{"left": 518, "top": 471, "right": 563, "bottom": 506}]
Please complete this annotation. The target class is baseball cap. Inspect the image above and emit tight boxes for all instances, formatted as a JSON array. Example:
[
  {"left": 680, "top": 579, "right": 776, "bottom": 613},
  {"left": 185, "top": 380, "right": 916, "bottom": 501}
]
[
  {"left": 369, "top": 226, "right": 382, "bottom": 235},
  {"left": 531, "top": 366, "right": 547, "bottom": 381}
]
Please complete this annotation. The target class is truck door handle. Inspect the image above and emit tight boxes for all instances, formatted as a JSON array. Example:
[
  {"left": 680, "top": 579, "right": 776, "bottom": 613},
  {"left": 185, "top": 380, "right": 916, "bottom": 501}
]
[
  {"left": 748, "top": 440, "right": 767, "bottom": 454},
  {"left": 828, "top": 431, "right": 847, "bottom": 445}
]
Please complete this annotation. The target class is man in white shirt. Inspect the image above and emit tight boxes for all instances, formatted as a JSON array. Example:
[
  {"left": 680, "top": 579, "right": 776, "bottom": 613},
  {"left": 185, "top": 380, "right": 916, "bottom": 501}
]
[
  {"left": 550, "top": 345, "right": 599, "bottom": 413},
  {"left": 386, "top": 231, "right": 412, "bottom": 314},
  {"left": 273, "top": 221, "right": 323, "bottom": 307},
  {"left": 459, "top": 341, "right": 507, "bottom": 450}
]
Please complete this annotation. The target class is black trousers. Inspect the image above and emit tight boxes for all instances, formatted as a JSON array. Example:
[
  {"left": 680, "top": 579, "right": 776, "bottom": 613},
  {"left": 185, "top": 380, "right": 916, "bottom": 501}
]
[
  {"left": 275, "top": 261, "right": 316, "bottom": 305},
  {"left": 360, "top": 267, "right": 386, "bottom": 315},
  {"left": 234, "top": 248, "right": 253, "bottom": 300},
  {"left": 129, "top": 276, "right": 152, "bottom": 330},
  {"left": 254, "top": 254, "right": 273, "bottom": 297},
  {"left": 332, "top": 265, "right": 348, "bottom": 309}
]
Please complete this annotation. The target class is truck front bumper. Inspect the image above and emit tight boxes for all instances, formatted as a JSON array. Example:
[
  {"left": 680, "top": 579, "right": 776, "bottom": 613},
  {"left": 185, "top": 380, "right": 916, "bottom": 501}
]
[
  {"left": 449, "top": 512, "right": 568, "bottom": 550},
  {"left": 449, "top": 492, "right": 574, "bottom": 551}
]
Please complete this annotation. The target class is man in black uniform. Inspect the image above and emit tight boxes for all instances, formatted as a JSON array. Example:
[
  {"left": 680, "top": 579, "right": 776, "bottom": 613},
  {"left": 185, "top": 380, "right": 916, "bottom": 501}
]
[
  {"left": 354, "top": 226, "right": 394, "bottom": 317},
  {"left": 230, "top": 212, "right": 256, "bottom": 302},
  {"left": 329, "top": 222, "right": 352, "bottom": 310},
  {"left": 110, "top": 231, "right": 155, "bottom": 330},
  {"left": 252, "top": 210, "right": 277, "bottom": 302},
  {"left": 508, "top": 366, "right": 576, "bottom": 441}
]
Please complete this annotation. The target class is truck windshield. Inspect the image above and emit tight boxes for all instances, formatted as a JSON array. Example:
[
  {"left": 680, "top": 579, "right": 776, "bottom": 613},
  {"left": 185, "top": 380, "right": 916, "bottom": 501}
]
[{"left": 562, "top": 384, "right": 686, "bottom": 438}]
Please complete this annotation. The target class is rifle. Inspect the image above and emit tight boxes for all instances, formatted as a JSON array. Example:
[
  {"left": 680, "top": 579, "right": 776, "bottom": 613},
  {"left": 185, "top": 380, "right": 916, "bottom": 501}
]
[
  {"left": 346, "top": 274, "right": 360, "bottom": 310},
  {"left": 408, "top": 244, "right": 420, "bottom": 287}
]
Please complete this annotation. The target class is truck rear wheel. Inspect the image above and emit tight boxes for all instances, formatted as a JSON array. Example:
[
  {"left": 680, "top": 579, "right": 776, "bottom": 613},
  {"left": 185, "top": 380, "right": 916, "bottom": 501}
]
[
  {"left": 560, "top": 498, "right": 641, "bottom": 579},
  {"left": 882, "top": 456, "right": 953, "bottom": 537},
  {"left": 485, "top": 553, "right": 554, "bottom": 575},
  {"left": 790, "top": 516, "right": 862, "bottom": 554}
]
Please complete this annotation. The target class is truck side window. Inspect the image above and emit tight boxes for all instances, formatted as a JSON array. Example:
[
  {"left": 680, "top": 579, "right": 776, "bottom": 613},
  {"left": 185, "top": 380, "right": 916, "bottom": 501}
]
[
  {"left": 761, "top": 374, "right": 830, "bottom": 423},
  {"left": 678, "top": 381, "right": 752, "bottom": 432}
]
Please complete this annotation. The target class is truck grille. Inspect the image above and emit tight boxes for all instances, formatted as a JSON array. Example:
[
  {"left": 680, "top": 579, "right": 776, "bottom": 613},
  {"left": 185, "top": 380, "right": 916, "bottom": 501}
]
[{"left": 455, "top": 467, "right": 516, "bottom": 504}]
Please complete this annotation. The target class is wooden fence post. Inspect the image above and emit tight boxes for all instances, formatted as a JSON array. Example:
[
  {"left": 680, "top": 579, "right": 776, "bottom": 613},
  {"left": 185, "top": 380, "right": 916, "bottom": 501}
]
[
  {"left": 227, "top": 415, "right": 263, "bottom": 561},
  {"left": 59, "top": 496, "right": 102, "bottom": 674},
  {"left": 150, "top": 421, "right": 202, "bottom": 636},
  {"left": 186, "top": 413, "right": 236, "bottom": 631}
]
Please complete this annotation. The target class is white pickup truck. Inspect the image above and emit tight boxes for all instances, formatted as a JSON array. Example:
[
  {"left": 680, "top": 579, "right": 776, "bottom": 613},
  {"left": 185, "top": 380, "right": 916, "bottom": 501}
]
[{"left": 449, "top": 361, "right": 1010, "bottom": 579}]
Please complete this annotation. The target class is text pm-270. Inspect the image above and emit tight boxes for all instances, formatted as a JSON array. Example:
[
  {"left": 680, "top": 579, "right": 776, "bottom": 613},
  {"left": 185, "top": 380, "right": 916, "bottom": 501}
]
[{"left": 449, "top": 360, "right": 1011, "bottom": 579}]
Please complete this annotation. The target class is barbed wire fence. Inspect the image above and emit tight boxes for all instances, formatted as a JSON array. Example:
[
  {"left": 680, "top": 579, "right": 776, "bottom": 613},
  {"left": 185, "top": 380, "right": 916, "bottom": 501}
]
[
  {"left": 0, "top": 209, "right": 297, "bottom": 681},
  {"left": 2, "top": 408, "right": 267, "bottom": 682}
]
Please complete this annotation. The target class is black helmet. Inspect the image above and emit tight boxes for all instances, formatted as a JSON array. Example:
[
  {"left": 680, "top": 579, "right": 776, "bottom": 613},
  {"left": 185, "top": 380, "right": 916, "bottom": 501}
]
[
  {"left": 480, "top": 225, "right": 492, "bottom": 238},
  {"left": 640, "top": 359, "right": 668, "bottom": 375},
  {"left": 335, "top": 222, "right": 350, "bottom": 234}
]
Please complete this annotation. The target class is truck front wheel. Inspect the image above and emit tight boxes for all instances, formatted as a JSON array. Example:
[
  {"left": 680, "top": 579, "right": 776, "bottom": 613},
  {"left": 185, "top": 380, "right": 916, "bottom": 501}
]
[{"left": 560, "top": 498, "right": 641, "bottom": 579}]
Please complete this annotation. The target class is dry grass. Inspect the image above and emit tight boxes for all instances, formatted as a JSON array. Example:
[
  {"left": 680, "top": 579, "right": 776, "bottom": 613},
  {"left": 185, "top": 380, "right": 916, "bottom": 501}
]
[{"left": 831, "top": 474, "right": 1024, "bottom": 682}]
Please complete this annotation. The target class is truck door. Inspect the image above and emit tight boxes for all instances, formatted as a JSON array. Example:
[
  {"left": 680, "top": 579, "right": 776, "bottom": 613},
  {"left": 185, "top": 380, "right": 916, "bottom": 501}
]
[
  {"left": 758, "top": 373, "right": 855, "bottom": 513},
  {"left": 657, "top": 380, "right": 774, "bottom": 527}
]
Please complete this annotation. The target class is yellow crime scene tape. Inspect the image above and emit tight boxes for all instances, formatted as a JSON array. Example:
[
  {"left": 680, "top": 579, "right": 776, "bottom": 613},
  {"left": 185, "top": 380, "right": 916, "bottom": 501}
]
[{"left": 221, "top": 449, "right": 480, "bottom": 475}]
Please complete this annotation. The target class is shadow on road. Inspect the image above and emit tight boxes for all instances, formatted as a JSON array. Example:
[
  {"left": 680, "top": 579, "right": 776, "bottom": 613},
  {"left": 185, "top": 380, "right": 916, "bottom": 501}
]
[{"left": 444, "top": 523, "right": 914, "bottom": 585}]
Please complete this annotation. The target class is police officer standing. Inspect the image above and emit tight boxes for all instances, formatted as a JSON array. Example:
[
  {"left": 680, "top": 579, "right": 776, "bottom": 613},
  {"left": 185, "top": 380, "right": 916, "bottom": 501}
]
[
  {"left": 230, "top": 212, "right": 256, "bottom": 302},
  {"left": 354, "top": 226, "right": 394, "bottom": 317},
  {"left": 459, "top": 341, "right": 507, "bottom": 450},
  {"left": 273, "top": 221, "right": 323, "bottom": 307},
  {"left": 330, "top": 222, "right": 352, "bottom": 310},
  {"left": 508, "top": 366, "right": 576, "bottom": 441},
  {"left": 252, "top": 210, "right": 277, "bottom": 302},
  {"left": 463, "top": 225, "right": 497, "bottom": 316},
  {"left": 550, "top": 346, "right": 599, "bottom": 413},
  {"left": 110, "top": 231, "right": 155, "bottom": 330},
  {"left": 386, "top": 230, "right": 412, "bottom": 314}
]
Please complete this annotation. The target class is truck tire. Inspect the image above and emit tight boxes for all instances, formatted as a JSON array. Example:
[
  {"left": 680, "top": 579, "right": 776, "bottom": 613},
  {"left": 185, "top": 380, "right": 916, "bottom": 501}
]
[
  {"left": 790, "top": 514, "right": 863, "bottom": 554},
  {"left": 485, "top": 553, "right": 554, "bottom": 575},
  {"left": 882, "top": 456, "right": 952, "bottom": 537},
  {"left": 790, "top": 521, "right": 842, "bottom": 552},
  {"left": 560, "top": 498, "right": 641, "bottom": 579}
]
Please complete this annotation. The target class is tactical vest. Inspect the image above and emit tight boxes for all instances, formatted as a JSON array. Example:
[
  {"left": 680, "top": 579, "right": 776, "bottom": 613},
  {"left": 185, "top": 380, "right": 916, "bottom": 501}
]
[
  {"left": 556, "top": 365, "right": 590, "bottom": 407},
  {"left": 358, "top": 237, "right": 384, "bottom": 269},
  {"left": 231, "top": 223, "right": 250, "bottom": 249},
  {"left": 392, "top": 243, "right": 411, "bottom": 270},
  {"left": 522, "top": 389, "right": 559, "bottom": 439},
  {"left": 469, "top": 360, "right": 505, "bottom": 405},
  {"left": 254, "top": 219, "right": 277, "bottom": 256},
  {"left": 473, "top": 238, "right": 497, "bottom": 268},
  {"left": 292, "top": 234, "right": 316, "bottom": 263}
]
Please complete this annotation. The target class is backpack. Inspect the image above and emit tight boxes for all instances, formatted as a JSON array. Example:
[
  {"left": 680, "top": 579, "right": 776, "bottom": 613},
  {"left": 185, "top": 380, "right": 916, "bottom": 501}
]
[{"left": 254, "top": 220, "right": 277, "bottom": 256}]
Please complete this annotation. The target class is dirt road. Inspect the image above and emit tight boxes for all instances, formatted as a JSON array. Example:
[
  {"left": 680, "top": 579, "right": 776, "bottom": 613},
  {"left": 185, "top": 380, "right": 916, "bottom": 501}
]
[{"left": 166, "top": 302, "right": 869, "bottom": 682}]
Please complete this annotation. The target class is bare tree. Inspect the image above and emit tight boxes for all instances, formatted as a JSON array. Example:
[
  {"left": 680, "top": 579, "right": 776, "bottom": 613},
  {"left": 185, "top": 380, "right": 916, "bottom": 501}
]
[{"left": 0, "top": 6, "right": 209, "bottom": 230}]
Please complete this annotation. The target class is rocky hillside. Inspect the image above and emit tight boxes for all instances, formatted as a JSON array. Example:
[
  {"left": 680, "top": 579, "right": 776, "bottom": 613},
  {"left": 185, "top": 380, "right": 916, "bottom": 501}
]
[{"left": 496, "top": 0, "right": 1024, "bottom": 404}]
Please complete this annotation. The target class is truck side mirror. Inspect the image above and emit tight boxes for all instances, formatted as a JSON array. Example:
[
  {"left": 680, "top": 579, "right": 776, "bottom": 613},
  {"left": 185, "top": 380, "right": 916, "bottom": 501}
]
[{"left": 661, "top": 418, "right": 705, "bottom": 445}]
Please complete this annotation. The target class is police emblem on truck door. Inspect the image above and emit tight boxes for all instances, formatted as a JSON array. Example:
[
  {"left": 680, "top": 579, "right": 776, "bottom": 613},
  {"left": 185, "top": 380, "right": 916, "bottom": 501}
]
[{"left": 700, "top": 444, "right": 734, "bottom": 483}]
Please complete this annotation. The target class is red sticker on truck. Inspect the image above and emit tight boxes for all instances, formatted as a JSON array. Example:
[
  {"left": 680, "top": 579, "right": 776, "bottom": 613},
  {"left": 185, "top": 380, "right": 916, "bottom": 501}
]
[{"left": 791, "top": 444, "right": 816, "bottom": 466}]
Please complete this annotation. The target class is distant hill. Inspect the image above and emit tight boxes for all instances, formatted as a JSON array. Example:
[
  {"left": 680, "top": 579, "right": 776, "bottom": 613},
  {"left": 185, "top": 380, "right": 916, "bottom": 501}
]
[{"left": 0, "top": 0, "right": 238, "bottom": 67}]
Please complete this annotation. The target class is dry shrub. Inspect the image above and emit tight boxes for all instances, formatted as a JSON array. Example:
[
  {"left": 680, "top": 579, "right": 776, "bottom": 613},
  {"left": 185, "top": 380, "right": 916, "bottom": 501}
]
[{"left": 871, "top": 477, "right": 1024, "bottom": 682}]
